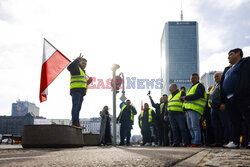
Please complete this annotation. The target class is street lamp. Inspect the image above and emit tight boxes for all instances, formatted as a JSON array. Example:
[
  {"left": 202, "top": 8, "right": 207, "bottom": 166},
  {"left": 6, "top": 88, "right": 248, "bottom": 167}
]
[{"left": 111, "top": 64, "right": 120, "bottom": 146}]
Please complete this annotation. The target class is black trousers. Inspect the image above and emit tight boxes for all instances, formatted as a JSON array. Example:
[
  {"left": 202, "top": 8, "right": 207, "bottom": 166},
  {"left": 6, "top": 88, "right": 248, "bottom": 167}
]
[
  {"left": 226, "top": 98, "right": 250, "bottom": 144},
  {"left": 120, "top": 123, "right": 132, "bottom": 144},
  {"left": 141, "top": 126, "right": 151, "bottom": 144}
]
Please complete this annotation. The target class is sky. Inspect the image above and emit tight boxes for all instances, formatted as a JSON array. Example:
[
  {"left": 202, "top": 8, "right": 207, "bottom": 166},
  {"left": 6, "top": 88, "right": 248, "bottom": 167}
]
[{"left": 1, "top": 0, "right": 250, "bottom": 135}]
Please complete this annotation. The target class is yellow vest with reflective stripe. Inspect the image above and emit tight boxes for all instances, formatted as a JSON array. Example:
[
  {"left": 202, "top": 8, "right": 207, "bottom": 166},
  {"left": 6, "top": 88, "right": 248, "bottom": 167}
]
[
  {"left": 167, "top": 91, "right": 184, "bottom": 112},
  {"left": 140, "top": 109, "right": 152, "bottom": 127},
  {"left": 160, "top": 103, "right": 164, "bottom": 114},
  {"left": 70, "top": 66, "right": 87, "bottom": 90},
  {"left": 208, "top": 85, "right": 215, "bottom": 108},
  {"left": 183, "top": 83, "right": 207, "bottom": 115},
  {"left": 119, "top": 105, "right": 135, "bottom": 121}
]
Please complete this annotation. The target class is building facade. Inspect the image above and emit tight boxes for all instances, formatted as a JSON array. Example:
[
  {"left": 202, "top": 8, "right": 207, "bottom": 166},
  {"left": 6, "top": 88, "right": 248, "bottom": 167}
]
[
  {"left": 12, "top": 100, "right": 39, "bottom": 117},
  {"left": 161, "top": 21, "right": 199, "bottom": 94},
  {"left": 0, "top": 113, "right": 34, "bottom": 135}
]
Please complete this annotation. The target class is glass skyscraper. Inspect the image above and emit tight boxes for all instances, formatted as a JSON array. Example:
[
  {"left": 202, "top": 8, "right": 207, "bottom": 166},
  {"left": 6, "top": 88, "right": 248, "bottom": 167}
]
[{"left": 161, "top": 21, "right": 199, "bottom": 94}]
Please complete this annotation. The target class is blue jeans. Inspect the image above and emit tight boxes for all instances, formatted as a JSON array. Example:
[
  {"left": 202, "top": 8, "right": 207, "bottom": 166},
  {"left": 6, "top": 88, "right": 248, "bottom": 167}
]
[
  {"left": 210, "top": 108, "right": 231, "bottom": 143},
  {"left": 169, "top": 112, "right": 189, "bottom": 145},
  {"left": 186, "top": 110, "right": 201, "bottom": 144},
  {"left": 71, "top": 92, "right": 84, "bottom": 124}
]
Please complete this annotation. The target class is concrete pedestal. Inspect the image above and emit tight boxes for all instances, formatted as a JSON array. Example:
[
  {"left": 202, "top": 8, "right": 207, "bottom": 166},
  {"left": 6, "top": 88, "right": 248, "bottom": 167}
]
[
  {"left": 22, "top": 125, "right": 84, "bottom": 148},
  {"left": 82, "top": 134, "right": 100, "bottom": 146}
]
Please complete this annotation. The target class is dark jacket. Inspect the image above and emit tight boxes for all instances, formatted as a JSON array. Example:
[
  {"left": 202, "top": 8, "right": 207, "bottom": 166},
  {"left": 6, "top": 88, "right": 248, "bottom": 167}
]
[
  {"left": 117, "top": 105, "right": 137, "bottom": 126},
  {"left": 138, "top": 108, "right": 156, "bottom": 129},
  {"left": 149, "top": 97, "right": 162, "bottom": 127},
  {"left": 99, "top": 110, "right": 112, "bottom": 144},
  {"left": 209, "top": 83, "right": 222, "bottom": 109},
  {"left": 67, "top": 59, "right": 87, "bottom": 96},
  {"left": 221, "top": 57, "right": 250, "bottom": 105}
]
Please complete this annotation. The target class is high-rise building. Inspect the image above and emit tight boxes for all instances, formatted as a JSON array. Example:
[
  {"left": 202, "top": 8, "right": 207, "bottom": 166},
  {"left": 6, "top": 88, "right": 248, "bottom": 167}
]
[
  {"left": 161, "top": 21, "right": 199, "bottom": 94},
  {"left": 12, "top": 100, "right": 39, "bottom": 117}
]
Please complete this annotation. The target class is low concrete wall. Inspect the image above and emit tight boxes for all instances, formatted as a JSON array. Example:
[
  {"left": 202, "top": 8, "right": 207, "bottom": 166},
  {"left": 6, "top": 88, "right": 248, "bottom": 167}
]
[
  {"left": 83, "top": 134, "right": 100, "bottom": 146},
  {"left": 22, "top": 125, "right": 84, "bottom": 148}
]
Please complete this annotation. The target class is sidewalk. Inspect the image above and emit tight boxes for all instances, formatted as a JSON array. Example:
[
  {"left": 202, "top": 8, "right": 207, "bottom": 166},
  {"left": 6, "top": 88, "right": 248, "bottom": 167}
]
[
  {"left": 0, "top": 144, "right": 249, "bottom": 166},
  {"left": 175, "top": 148, "right": 250, "bottom": 167}
]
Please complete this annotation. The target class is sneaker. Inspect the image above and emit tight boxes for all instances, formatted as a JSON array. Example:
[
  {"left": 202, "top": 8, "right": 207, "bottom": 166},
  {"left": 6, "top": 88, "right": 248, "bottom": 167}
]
[
  {"left": 172, "top": 143, "right": 180, "bottom": 147},
  {"left": 210, "top": 142, "right": 222, "bottom": 147},
  {"left": 152, "top": 142, "right": 156, "bottom": 147},
  {"left": 126, "top": 143, "right": 131, "bottom": 146},
  {"left": 246, "top": 142, "right": 250, "bottom": 149},
  {"left": 223, "top": 142, "right": 229, "bottom": 146},
  {"left": 223, "top": 141, "right": 239, "bottom": 149},
  {"left": 190, "top": 143, "right": 201, "bottom": 147},
  {"left": 118, "top": 143, "right": 125, "bottom": 146},
  {"left": 144, "top": 142, "right": 151, "bottom": 146}
]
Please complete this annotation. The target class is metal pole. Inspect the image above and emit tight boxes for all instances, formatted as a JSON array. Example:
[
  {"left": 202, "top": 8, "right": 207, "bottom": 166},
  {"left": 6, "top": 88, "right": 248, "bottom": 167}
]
[{"left": 112, "top": 70, "right": 117, "bottom": 146}]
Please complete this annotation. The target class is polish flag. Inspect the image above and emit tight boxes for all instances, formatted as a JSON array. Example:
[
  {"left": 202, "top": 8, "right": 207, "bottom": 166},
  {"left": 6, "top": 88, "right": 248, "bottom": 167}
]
[
  {"left": 141, "top": 101, "right": 144, "bottom": 111},
  {"left": 39, "top": 39, "right": 71, "bottom": 103}
]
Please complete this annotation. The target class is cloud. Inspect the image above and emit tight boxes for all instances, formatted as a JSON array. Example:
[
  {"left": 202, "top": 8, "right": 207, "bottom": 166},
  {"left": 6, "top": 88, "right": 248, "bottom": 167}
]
[{"left": 200, "top": 45, "right": 250, "bottom": 75}]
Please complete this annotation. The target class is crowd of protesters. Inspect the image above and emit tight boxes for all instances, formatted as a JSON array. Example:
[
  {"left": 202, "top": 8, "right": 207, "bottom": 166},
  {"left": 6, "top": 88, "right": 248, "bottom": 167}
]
[{"left": 114, "top": 48, "right": 250, "bottom": 149}]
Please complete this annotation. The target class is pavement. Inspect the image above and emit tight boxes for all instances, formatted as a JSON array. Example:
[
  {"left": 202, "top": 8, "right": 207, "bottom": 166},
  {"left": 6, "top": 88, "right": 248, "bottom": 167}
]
[{"left": 0, "top": 144, "right": 249, "bottom": 167}]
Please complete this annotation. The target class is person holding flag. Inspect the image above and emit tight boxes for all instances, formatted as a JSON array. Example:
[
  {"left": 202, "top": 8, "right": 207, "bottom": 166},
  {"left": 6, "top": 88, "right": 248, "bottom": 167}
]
[{"left": 67, "top": 54, "right": 93, "bottom": 128}]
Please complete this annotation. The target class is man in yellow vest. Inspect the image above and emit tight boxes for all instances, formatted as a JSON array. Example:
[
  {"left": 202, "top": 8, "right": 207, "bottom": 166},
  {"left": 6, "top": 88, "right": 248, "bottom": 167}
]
[
  {"left": 180, "top": 73, "right": 207, "bottom": 147},
  {"left": 168, "top": 84, "right": 189, "bottom": 147},
  {"left": 139, "top": 103, "right": 156, "bottom": 146},
  {"left": 67, "top": 55, "right": 93, "bottom": 128},
  {"left": 117, "top": 99, "right": 137, "bottom": 146}
]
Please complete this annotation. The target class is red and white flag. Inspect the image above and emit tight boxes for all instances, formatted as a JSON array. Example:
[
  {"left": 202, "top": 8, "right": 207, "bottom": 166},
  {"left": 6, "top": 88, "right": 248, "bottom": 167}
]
[
  {"left": 141, "top": 101, "right": 144, "bottom": 112},
  {"left": 39, "top": 39, "right": 71, "bottom": 103}
]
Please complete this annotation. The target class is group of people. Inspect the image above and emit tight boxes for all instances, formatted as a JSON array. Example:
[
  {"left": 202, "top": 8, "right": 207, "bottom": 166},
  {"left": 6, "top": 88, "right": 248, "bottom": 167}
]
[{"left": 67, "top": 48, "right": 250, "bottom": 149}]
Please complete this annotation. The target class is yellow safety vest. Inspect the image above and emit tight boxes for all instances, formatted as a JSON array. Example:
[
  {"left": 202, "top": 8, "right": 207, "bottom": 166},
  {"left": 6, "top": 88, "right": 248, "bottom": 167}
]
[
  {"left": 119, "top": 105, "right": 135, "bottom": 121},
  {"left": 160, "top": 103, "right": 164, "bottom": 114},
  {"left": 183, "top": 83, "right": 207, "bottom": 115},
  {"left": 167, "top": 91, "right": 184, "bottom": 112},
  {"left": 70, "top": 66, "right": 87, "bottom": 90},
  {"left": 140, "top": 109, "right": 152, "bottom": 127},
  {"left": 208, "top": 85, "right": 215, "bottom": 108}
]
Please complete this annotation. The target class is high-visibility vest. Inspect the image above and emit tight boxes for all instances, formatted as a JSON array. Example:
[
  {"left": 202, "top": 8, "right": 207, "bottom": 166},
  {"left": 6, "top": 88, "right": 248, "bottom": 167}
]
[
  {"left": 208, "top": 85, "right": 215, "bottom": 108},
  {"left": 119, "top": 105, "right": 135, "bottom": 122},
  {"left": 140, "top": 109, "right": 152, "bottom": 127},
  {"left": 167, "top": 91, "right": 184, "bottom": 112},
  {"left": 70, "top": 66, "right": 87, "bottom": 90},
  {"left": 183, "top": 83, "right": 207, "bottom": 115},
  {"left": 160, "top": 103, "right": 164, "bottom": 114}
]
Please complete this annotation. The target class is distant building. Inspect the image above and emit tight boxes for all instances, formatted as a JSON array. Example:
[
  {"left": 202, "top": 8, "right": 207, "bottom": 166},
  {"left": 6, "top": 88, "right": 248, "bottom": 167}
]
[
  {"left": 0, "top": 113, "right": 34, "bottom": 135},
  {"left": 33, "top": 118, "right": 51, "bottom": 125},
  {"left": 200, "top": 71, "right": 222, "bottom": 91},
  {"left": 161, "top": 21, "right": 199, "bottom": 94},
  {"left": 12, "top": 100, "right": 39, "bottom": 117},
  {"left": 51, "top": 119, "right": 70, "bottom": 125}
]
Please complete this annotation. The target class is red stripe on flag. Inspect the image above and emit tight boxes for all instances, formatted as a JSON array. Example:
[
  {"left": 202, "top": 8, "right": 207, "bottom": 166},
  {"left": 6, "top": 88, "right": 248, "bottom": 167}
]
[{"left": 39, "top": 50, "right": 71, "bottom": 102}]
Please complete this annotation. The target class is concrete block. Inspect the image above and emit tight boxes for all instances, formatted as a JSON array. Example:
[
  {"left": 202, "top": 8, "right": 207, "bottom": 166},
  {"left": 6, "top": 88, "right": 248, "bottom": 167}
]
[
  {"left": 22, "top": 125, "right": 84, "bottom": 148},
  {"left": 82, "top": 134, "right": 100, "bottom": 146}
]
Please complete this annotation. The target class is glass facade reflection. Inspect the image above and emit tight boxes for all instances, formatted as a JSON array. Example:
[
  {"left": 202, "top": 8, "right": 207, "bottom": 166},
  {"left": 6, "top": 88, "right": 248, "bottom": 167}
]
[{"left": 161, "top": 21, "right": 199, "bottom": 94}]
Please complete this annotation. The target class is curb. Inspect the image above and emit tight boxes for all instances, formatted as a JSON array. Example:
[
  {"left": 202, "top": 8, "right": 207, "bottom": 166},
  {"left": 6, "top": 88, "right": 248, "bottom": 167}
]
[{"left": 174, "top": 150, "right": 210, "bottom": 167}]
